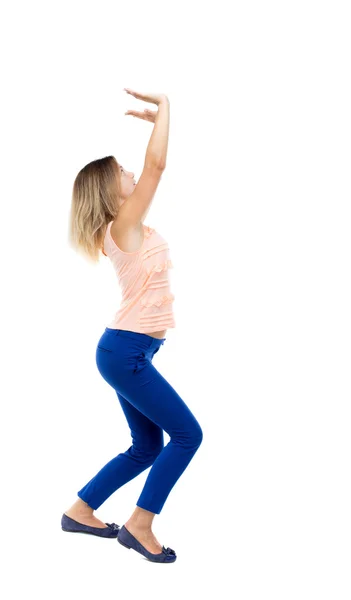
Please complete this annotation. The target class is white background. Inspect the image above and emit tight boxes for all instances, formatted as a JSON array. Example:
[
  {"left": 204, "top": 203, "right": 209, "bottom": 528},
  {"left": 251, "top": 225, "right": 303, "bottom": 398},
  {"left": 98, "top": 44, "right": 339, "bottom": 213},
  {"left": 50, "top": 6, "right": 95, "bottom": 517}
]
[{"left": 1, "top": 1, "right": 350, "bottom": 598}]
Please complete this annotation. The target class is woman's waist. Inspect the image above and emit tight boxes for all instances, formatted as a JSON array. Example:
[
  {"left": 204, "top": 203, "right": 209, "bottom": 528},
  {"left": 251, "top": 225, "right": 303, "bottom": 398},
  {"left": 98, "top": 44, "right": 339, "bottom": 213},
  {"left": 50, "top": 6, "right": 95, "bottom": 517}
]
[{"left": 97, "top": 327, "right": 166, "bottom": 354}]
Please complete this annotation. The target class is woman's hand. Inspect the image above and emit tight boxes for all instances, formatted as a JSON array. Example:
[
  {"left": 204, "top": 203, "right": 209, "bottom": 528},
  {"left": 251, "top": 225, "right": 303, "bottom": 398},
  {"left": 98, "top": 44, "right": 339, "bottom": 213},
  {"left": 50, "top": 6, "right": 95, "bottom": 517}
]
[
  {"left": 123, "top": 88, "right": 168, "bottom": 106},
  {"left": 124, "top": 108, "right": 157, "bottom": 123}
]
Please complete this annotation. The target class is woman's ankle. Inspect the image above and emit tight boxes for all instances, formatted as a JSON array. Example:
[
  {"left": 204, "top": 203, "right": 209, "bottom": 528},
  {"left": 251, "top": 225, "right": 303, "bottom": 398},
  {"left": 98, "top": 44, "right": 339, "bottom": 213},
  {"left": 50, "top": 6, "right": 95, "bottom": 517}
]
[
  {"left": 68, "top": 498, "right": 94, "bottom": 516},
  {"left": 125, "top": 519, "right": 151, "bottom": 533},
  {"left": 125, "top": 507, "right": 155, "bottom": 531}
]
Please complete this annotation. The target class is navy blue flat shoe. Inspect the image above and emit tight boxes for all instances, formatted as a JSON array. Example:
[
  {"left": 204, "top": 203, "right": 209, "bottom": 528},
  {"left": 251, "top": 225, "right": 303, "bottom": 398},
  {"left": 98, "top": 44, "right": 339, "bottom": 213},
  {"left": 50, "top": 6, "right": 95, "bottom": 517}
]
[
  {"left": 61, "top": 513, "right": 120, "bottom": 538},
  {"left": 117, "top": 525, "right": 177, "bottom": 563}
]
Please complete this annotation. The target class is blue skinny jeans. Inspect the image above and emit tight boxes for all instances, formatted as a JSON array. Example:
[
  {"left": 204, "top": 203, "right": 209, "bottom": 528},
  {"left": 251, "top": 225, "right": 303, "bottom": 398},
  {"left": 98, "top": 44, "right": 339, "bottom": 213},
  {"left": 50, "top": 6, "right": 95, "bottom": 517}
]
[{"left": 77, "top": 328, "right": 203, "bottom": 514}]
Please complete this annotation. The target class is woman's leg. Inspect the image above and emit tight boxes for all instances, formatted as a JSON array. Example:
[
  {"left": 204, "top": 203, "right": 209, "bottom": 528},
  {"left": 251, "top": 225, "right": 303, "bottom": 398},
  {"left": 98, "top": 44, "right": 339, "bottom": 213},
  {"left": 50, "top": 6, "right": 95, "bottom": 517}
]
[
  {"left": 116, "top": 360, "right": 203, "bottom": 553},
  {"left": 117, "top": 360, "right": 204, "bottom": 515},
  {"left": 65, "top": 396, "right": 164, "bottom": 528},
  {"left": 76, "top": 392, "right": 164, "bottom": 509},
  {"left": 75, "top": 362, "right": 202, "bottom": 511}
]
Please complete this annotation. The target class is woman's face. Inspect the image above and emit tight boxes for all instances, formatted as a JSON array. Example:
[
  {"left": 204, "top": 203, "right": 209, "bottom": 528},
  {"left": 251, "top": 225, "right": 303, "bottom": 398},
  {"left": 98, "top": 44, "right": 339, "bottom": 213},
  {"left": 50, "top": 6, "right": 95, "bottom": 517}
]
[{"left": 118, "top": 164, "right": 136, "bottom": 204}]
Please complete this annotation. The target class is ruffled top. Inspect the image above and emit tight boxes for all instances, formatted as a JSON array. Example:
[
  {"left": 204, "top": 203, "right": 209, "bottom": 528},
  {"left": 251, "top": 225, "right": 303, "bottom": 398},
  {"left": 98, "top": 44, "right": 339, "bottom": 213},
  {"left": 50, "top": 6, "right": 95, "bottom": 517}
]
[{"left": 102, "top": 221, "right": 176, "bottom": 334}]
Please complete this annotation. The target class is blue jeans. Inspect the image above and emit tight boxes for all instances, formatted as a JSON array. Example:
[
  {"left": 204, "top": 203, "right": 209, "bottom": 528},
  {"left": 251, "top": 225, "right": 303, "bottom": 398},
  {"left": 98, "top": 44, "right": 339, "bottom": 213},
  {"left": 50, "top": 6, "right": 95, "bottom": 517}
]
[{"left": 77, "top": 328, "right": 203, "bottom": 514}]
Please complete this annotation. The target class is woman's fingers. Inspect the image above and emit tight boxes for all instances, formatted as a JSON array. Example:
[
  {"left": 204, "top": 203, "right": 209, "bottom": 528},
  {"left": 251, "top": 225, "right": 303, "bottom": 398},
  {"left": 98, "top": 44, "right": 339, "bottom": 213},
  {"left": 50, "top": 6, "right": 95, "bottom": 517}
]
[
  {"left": 125, "top": 110, "right": 142, "bottom": 117},
  {"left": 124, "top": 88, "right": 143, "bottom": 100},
  {"left": 125, "top": 109, "right": 155, "bottom": 123},
  {"left": 125, "top": 110, "right": 150, "bottom": 120},
  {"left": 123, "top": 88, "right": 166, "bottom": 106}
]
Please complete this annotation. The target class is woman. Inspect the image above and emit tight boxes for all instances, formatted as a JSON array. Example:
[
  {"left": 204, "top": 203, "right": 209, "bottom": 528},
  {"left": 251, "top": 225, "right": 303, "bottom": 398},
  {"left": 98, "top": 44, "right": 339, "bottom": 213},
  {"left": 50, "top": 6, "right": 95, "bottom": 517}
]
[{"left": 61, "top": 89, "right": 203, "bottom": 564}]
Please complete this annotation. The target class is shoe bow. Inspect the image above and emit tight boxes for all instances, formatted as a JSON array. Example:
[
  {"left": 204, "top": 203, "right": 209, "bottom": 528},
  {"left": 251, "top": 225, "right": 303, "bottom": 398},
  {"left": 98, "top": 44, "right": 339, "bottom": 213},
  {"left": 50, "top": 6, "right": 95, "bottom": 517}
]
[
  {"left": 105, "top": 522, "right": 120, "bottom": 531},
  {"left": 162, "top": 546, "right": 176, "bottom": 556}
]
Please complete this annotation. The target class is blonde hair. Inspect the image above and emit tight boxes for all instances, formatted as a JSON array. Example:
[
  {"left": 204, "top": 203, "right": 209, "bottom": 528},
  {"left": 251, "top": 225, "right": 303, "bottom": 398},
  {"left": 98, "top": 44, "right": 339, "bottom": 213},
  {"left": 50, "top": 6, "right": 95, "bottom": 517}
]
[{"left": 68, "top": 155, "right": 121, "bottom": 263}]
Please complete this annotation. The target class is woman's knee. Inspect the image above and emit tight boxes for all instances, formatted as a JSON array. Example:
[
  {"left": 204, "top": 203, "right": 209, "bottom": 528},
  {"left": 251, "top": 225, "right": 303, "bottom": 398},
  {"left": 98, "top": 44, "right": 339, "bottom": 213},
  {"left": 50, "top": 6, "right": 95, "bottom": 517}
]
[
  {"left": 192, "top": 422, "right": 203, "bottom": 448},
  {"left": 180, "top": 420, "right": 203, "bottom": 450}
]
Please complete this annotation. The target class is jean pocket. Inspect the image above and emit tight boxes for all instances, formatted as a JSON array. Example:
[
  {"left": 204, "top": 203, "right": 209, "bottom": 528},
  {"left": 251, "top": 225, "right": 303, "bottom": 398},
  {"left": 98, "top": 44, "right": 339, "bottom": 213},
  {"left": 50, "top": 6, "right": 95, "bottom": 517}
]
[
  {"left": 133, "top": 351, "right": 147, "bottom": 374},
  {"left": 97, "top": 345, "right": 113, "bottom": 353}
]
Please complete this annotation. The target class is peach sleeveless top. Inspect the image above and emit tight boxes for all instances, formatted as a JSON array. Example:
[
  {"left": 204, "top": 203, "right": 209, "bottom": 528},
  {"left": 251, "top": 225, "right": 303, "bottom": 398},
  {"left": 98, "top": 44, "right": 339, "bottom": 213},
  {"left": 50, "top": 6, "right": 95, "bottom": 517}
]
[{"left": 102, "top": 220, "right": 176, "bottom": 334}]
